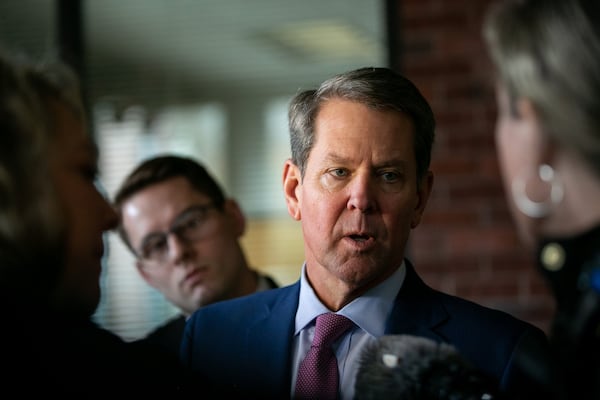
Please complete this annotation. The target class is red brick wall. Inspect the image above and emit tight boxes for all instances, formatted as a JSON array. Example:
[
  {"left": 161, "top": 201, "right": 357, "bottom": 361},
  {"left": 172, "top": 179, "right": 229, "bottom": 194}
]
[{"left": 392, "top": 0, "right": 555, "bottom": 333}]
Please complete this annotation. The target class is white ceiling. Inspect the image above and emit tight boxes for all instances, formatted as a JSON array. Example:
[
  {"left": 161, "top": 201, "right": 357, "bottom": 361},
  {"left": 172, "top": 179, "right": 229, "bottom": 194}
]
[{"left": 0, "top": 0, "right": 387, "bottom": 109}]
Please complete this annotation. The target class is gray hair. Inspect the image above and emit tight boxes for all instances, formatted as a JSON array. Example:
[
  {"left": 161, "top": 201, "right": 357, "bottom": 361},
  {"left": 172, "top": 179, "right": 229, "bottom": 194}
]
[
  {"left": 483, "top": 0, "right": 600, "bottom": 176},
  {"left": 288, "top": 67, "right": 435, "bottom": 183}
]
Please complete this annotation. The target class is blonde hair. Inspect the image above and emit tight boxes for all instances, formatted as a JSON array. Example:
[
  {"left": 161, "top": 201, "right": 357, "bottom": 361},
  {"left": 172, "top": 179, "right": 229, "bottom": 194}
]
[{"left": 483, "top": 0, "right": 600, "bottom": 177}]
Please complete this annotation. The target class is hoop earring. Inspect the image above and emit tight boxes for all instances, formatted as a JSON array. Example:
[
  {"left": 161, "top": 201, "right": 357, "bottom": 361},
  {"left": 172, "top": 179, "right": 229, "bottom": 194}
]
[{"left": 511, "top": 164, "right": 564, "bottom": 218}]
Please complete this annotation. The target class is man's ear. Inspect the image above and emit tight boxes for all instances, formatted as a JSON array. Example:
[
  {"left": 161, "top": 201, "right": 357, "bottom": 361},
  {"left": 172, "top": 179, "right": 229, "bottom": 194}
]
[
  {"left": 223, "top": 198, "right": 246, "bottom": 237},
  {"left": 411, "top": 171, "right": 434, "bottom": 229},
  {"left": 282, "top": 158, "right": 302, "bottom": 221}
]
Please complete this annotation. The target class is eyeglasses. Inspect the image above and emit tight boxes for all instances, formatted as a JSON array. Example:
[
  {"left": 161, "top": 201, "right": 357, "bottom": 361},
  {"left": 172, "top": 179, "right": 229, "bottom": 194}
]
[{"left": 136, "top": 203, "right": 218, "bottom": 263}]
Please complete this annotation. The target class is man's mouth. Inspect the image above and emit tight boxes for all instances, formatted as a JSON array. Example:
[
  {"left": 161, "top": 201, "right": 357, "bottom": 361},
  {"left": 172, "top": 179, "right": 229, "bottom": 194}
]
[{"left": 349, "top": 233, "right": 371, "bottom": 242}]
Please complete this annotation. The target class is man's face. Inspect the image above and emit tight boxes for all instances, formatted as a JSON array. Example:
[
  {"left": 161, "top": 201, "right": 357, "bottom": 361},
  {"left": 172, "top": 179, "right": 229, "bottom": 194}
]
[
  {"left": 284, "top": 99, "right": 432, "bottom": 293},
  {"left": 120, "top": 176, "right": 247, "bottom": 315}
]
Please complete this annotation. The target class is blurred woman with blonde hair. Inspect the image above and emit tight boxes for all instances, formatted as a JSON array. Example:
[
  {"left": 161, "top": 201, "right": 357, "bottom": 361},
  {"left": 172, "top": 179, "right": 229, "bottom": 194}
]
[
  {"left": 0, "top": 49, "right": 189, "bottom": 397},
  {"left": 484, "top": 0, "right": 600, "bottom": 398}
]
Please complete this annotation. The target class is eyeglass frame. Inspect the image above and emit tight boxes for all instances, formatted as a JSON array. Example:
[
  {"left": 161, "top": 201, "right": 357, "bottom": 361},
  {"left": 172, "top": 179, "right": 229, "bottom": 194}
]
[{"left": 134, "top": 202, "right": 220, "bottom": 263}]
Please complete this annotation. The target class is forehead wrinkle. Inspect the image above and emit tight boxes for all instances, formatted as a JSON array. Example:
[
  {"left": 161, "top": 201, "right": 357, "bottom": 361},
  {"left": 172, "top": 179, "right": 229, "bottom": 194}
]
[{"left": 323, "top": 151, "right": 409, "bottom": 170}]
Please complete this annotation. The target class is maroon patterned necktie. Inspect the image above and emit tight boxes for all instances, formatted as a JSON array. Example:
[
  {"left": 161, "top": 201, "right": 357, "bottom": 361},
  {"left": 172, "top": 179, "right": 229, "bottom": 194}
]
[{"left": 294, "top": 313, "right": 354, "bottom": 400}]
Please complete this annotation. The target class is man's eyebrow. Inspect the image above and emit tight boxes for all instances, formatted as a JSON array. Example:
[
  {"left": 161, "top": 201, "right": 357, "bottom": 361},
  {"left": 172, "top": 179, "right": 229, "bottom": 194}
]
[
  {"left": 323, "top": 153, "right": 408, "bottom": 169},
  {"left": 166, "top": 205, "right": 209, "bottom": 226},
  {"left": 376, "top": 159, "right": 409, "bottom": 169},
  {"left": 323, "top": 153, "right": 349, "bottom": 164}
]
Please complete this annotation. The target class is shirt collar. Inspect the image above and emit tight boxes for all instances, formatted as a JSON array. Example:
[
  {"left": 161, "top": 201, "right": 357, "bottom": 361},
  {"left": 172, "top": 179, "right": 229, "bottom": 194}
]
[{"left": 294, "top": 261, "right": 406, "bottom": 336}]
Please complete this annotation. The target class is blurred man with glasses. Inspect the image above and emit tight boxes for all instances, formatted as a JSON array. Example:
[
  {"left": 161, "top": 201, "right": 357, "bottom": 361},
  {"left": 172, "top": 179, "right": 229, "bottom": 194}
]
[{"left": 113, "top": 154, "right": 279, "bottom": 357}]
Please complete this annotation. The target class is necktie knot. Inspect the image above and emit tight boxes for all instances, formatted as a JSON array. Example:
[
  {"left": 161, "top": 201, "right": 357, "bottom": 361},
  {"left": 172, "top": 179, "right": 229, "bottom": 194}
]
[{"left": 313, "top": 313, "right": 354, "bottom": 347}]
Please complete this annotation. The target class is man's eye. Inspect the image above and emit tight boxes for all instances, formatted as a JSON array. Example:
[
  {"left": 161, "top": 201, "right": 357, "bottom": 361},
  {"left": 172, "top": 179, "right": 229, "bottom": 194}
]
[
  {"left": 143, "top": 238, "right": 167, "bottom": 257},
  {"left": 330, "top": 168, "right": 348, "bottom": 178},
  {"left": 180, "top": 214, "right": 204, "bottom": 230},
  {"left": 381, "top": 171, "right": 400, "bottom": 183}
]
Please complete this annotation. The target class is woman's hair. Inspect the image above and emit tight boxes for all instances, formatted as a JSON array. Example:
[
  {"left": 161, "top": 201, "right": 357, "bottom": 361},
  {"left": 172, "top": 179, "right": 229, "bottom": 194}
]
[
  {"left": 483, "top": 0, "right": 600, "bottom": 177},
  {"left": 0, "top": 48, "right": 84, "bottom": 306}
]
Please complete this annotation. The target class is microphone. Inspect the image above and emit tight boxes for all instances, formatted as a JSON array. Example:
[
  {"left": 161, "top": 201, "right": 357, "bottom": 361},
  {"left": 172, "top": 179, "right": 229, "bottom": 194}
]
[{"left": 354, "top": 334, "right": 502, "bottom": 400}]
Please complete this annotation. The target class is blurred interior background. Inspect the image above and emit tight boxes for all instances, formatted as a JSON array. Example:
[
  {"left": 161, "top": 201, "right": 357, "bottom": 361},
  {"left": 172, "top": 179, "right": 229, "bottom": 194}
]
[
  {"left": 0, "top": 0, "right": 387, "bottom": 340},
  {"left": 0, "top": 0, "right": 555, "bottom": 341}
]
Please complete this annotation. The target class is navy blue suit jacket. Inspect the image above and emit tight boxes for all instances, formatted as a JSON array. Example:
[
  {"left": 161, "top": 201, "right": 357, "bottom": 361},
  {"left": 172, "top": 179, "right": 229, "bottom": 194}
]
[{"left": 181, "top": 260, "right": 548, "bottom": 398}]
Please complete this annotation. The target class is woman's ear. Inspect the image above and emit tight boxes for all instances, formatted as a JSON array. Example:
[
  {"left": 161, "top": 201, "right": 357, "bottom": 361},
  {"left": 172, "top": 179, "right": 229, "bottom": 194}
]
[
  {"left": 517, "top": 98, "right": 554, "bottom": 163},
  {"left": 516, "top": 97, "right": 537, "bottom": 121},
  {"left": 282, "top": 159, "right": 302, "bottom": 221}
]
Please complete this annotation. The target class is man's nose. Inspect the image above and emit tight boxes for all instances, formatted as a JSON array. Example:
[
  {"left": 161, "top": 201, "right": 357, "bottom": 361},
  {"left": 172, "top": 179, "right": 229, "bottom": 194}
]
[
  {"left": 166, "top": 232, "right": 193, "bottom": 264},
  {"left": 346, "top": 173, "right": 376, "bottom": 212}
]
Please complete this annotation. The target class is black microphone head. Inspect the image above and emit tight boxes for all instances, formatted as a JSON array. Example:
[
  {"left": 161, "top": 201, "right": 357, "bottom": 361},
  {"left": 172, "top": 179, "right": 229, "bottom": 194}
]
[{"left": 354, "top": 334, "right": 501, "bottom": 400}]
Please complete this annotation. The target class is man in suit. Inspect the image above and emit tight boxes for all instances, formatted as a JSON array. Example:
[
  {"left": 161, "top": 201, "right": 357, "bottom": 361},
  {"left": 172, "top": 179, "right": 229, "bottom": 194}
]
[
  {"left": 114, "top": 155, "right": 278, "bottom": 357},
  {"left": 180, "top": 67, "right": 549, "bottom": 399}
]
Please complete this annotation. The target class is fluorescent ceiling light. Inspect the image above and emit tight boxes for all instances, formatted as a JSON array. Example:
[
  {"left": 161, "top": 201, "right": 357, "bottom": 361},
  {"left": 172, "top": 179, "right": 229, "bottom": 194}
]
[{"left": 265, "top": 18, "right": 380, "bottom": 60}]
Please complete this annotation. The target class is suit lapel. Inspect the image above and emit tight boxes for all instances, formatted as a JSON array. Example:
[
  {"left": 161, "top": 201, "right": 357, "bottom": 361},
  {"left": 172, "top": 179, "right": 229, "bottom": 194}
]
[
  {"left": 385, "top": 260, "right": 450, "bottom": 341},
  {"left": 245, "top": 282, "right": 300, "bottom": 397},
  {"left": 237, "top": 265, "right": 450, "bottom": 395}
]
